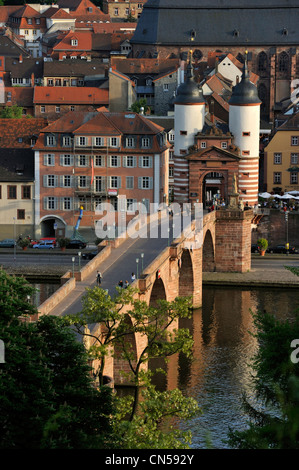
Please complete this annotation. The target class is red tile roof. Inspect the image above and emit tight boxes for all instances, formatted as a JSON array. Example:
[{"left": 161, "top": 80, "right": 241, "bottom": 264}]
[
  {"left": 0, "top": 117, "right": 47, "bottom": 148},
  {"left": 4, "top": 87, "right": 34, "bottom": 108},
  {"left": 10, "top": 5, "right": 41, "bottom": 18},
  {"left": 53, "top": 30, "right": 93, "bottom": 51},
  {"left": 33, "top": 86, "right": 109, "bottom": 105},
  {"left": 0, "top": 5, "right": 22, "bottom": 23},
  {"left": 92, "top": 22, "right": 136, "bottom": 34}
]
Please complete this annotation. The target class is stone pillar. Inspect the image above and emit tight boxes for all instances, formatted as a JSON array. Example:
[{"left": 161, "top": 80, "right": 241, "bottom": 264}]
[{"left": 215, "top": 209, "right": 252, "bottom": 273}]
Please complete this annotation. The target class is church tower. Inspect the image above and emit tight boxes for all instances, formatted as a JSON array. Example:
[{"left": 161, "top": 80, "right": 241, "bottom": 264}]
[
  {"left": 229, "top": 54, "right": 261, "bottom": 207},
  {"left": 173, "top": 53, "right": 206, "bottom": 204}
]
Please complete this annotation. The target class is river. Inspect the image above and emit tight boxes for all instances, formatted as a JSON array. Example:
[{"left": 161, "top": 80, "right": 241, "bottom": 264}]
[{"left": 151, "top": 286, "right": 299, "bottom": 449}]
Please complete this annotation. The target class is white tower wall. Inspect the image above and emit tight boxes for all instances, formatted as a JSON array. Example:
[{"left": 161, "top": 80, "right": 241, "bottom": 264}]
[
  {"left": 173, "top": 103, "right": 205, "bottom": 202},
  {"left": 229, "top": 103, "right": 260, "bottom": 206}
]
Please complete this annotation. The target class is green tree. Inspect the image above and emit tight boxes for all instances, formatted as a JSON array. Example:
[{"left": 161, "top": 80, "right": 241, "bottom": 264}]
[
  {"left": 0, "top": 269, "right": 115, "bottom": 449},
  {"left": 0, "top": 105, "right": 23, "bottom": 119},
  {"left": 66, "top": 286, "right": 200, "bottom": 448},
  {"left": 130, "top": 98, "right": 150, "bottom": 114}
]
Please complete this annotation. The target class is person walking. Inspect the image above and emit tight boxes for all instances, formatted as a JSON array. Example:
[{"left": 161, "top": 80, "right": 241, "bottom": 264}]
[
  {"left": 124, "top": 280, "right": 129, "bottom": 289},
  {"left": 118, "top": 280, "right": 123, "bottom": 288},
  {"left": 96, "top": 271, "right": 102, "bottom": 285},
  {"left": 131, "top": 273, "right": 136, "bottom": 282}
]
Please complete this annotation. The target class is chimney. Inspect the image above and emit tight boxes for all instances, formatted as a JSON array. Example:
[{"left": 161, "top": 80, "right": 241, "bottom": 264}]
[
  {"left": 31, "top": 73, "right": 34, "bottom": 87},
  {"left": 19, "top": 54, "right": 23, "bottom": 63},
  {"left": 210, "top": 99, "right": 215, "bottom": 123}
]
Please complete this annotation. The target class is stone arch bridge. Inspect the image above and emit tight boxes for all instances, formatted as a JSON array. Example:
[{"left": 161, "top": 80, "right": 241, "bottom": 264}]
[{"left": 83, "top": 208, "right": 253, "bottom": 385}]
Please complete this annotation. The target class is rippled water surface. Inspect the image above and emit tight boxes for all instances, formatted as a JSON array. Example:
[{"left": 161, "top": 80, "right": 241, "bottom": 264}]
[{"left": 151, "top": 287, "right": 299, "bottom": 449}]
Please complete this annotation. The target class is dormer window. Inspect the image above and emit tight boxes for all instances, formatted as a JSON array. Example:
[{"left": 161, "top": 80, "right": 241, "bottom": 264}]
[
  {"left": 27, "top": 18, "right": 32, "bottom": 24},
  {"left": 71, "top": 39, "right": 78, "bottom": 46}
]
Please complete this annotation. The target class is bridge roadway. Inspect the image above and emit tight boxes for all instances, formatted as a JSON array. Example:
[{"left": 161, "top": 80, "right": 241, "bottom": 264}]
[{"left": 47, "top": 212, "right": 186, "bottom": 317}]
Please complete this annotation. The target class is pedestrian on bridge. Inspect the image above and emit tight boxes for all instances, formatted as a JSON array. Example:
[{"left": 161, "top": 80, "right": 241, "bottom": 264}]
[
  {"left": 118, "top": 280, "right": 123, "bottom": 288},
  {"left": 131, "top": 273, "right": 136, "bottom": 282},
  {"left": 96, "top": 271, "right": 102, "bottom": 285}
]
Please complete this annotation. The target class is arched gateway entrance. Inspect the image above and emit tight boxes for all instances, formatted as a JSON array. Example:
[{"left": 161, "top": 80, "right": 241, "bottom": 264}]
[
  {"left": 40, "top": 215, "right": 66, "bottom": 238},
  {"left": 203, "top": 172, "right": 226, "bottom": 208}
]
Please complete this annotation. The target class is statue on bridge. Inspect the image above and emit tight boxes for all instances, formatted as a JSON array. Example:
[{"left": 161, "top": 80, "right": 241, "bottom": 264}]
[{"left": 228, "top": 173, "right": 240, "bottom": 209}]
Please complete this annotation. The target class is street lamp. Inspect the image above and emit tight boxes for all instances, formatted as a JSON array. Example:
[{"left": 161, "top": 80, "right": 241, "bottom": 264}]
[
  {"left": 78, "top": 251, "right": 81, "bottom": 271},
  {"left": 72, "top": 256, "right": 75, "bottom": 277},
  {"left": 136, "top": 258, "right": 139, "bottom": 279},
  {"left": 141, "top": 252, "right": 144, "bottom": 273},
  {"left": 13, "top": 217, "right": 16, "bottom": 261},
  {"left": 285, "top": 210, "right": 289, "bottom": 254},
  {"left": 168, "top": 227, "right": 170, "bottom": 246}
]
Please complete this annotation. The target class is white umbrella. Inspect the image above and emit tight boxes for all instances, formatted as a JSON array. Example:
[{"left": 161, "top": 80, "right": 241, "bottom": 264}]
[
  {"left": 286, "top": 190, "right": 299, "bottom": 195},
  {"left": 259, "top": 192, "right": 272, "bottom": 198},
  {"left": 280, "top": 194, "right": 294, "bottom": 199}
]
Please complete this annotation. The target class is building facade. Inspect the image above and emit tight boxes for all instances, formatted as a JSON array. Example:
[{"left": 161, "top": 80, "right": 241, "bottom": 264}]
[
  {"left": 33, "top": 110, "right": 169, "bottom": 240},
  {"left": 264, "top": 112, "right": 299, "bottom": 194}
]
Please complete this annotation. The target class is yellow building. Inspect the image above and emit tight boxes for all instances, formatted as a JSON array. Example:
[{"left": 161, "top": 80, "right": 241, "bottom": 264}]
[
  {"left": 102, "top": 0, "right": 145, "bottom": 21},
  {"left": 264, "top": 113, "right": 299, "bottom": 194}
]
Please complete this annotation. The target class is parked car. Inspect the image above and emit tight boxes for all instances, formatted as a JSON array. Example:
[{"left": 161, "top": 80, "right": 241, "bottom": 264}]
[
  {"left": 267, "top": 244, "right": 298, "bottom": 254},
  {"left": 0, "top": 238, "right": 15, "bottom": 247},
  {"left": 251, "top": 244, "right": 259, "bottom": 253},
  {"left": 66, "top": 240, "right": 87, "bottom": 249},
  {"left": 33, "top": 240, "right": 55, "bottom": 249},
  {"left": 39, "top": 237, "right": 56, "bottom": 246},
  {"left": 82, "top": 250, "right": 98, "bottom": 260}
]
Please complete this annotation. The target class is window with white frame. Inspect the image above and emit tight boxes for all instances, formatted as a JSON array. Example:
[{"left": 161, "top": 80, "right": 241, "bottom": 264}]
[
  {"left": 125, "top": 155, "right": 135, "bottom": 167},
  {"left": 79, "top": 155, "right": 88, "bottom": 166},
  {"left": 44, "top": 154, "right": 55, "bottom": 166},
  {"left": 110, "top": 137, "right": 118, "bottom": 147},
  {"left": 114, "top": 7, "right": 119, "bottom": 15},
  {"left": 274, "top": 153, "right": 282, "bottom": 164},
  {"left": 79, "top": 176, "right": 87, "bottom": 188},
  {"left": 110, "top": 155, "right": 119, "bottom": 167},
  {"left": 63, "top": 136, "right": 72, "bottom": 147},
  {"left": 78, "top": 136, "right": 87, "bottom": 146},
  {"left": 139, "top": 176, "right": 152, "bottom": 189},
  {"left": 63, "top": 175, "right": 71, "bottom": 187},
  {"left": 60, "top": 154, "right": 73, "bottom": 166},
  {"left": 110, "top": 176, "right": 121, "bottom": 188},
  {"left": 46, "top": 175, "right": 56, "bottom": 187},
  {"left": 55, "top": 106, "right": 60, "bottom": 113},
  {"left": 71, "top": 39, "right": 78, "bottom": 46},
  {"left": 221, "top": 142, "right": 227, "bottom": 149},
  {"left": 46, "top": 196, "right": 56, "bottom": 210},
  {"left": 95, "top": 176, "right": 105, "bottom": 192},
  {"left": 201, "top": 141, "right": 206, "bottom": 148},
  {"left": 291, "top": 172, "right": 298, "bottom": 184},
  {"left": 291, "top": 153, "right": 298, "bottom": 165},
  {"left": 140, "top": 155, "right": 151, "bottom": 168},
  {"left": 63, "top": 197, "right": 72, "bottom": 210},
  {"left": 169, "top": 166, "right": 174, "bottom": 177},
  {"left": 47, "top": 135, "right": 55, "bottom": 146},
  {"left": 126, "top": 137, "right": 135, "bottom": 148},
  {"left": 163, "top": 83, "right": 169, "bottom": 91},
  {"left": 40, "top": 105, "right": 45, "bottom": 113},
  {"left": 274, "top": 172, "right": 281, "bottom": 184},
  {"left": 95, "top": 155, "right": 105, "bottom": 167},
  {"left": 94, "top": 137, "right": 104, "bottom": 147},
  {"left": 142, "top": 137, "right": 150, "bottom": 148},
  {"left": 169, "top": 151, "right": 174, "bottom": 160},
  {"left": 291, "top": 136, "right": 299, "bottom": 146}
]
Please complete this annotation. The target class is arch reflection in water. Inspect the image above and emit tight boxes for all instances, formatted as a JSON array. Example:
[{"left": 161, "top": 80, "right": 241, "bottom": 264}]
[{"left": 150, "top": 286, "right": 299, "bottom": 449}]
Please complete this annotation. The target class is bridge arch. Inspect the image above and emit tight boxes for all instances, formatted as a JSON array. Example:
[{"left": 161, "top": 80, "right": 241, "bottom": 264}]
[
  {"left": 203, "top": 229, "right": 215, "bottom": 272},
  {"left": 178, "top": 249, "right": 194, "bottom": 298},
  {"left": 149, "top": 277, "right": 167, "bottom": 307}
]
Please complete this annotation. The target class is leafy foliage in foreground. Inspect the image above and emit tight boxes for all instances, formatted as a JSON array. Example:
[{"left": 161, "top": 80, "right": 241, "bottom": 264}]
[
  {"left": 228, "top": 309, "right": 299, "bottom": 449},
  {"left": 0, "top": 269, "right": 114, "bottom": 449}
]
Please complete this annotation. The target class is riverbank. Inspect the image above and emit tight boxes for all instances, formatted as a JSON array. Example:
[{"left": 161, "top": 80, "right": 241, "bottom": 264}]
[{"left": 203, "top": 267, "right": 299, "bottom": 288}]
